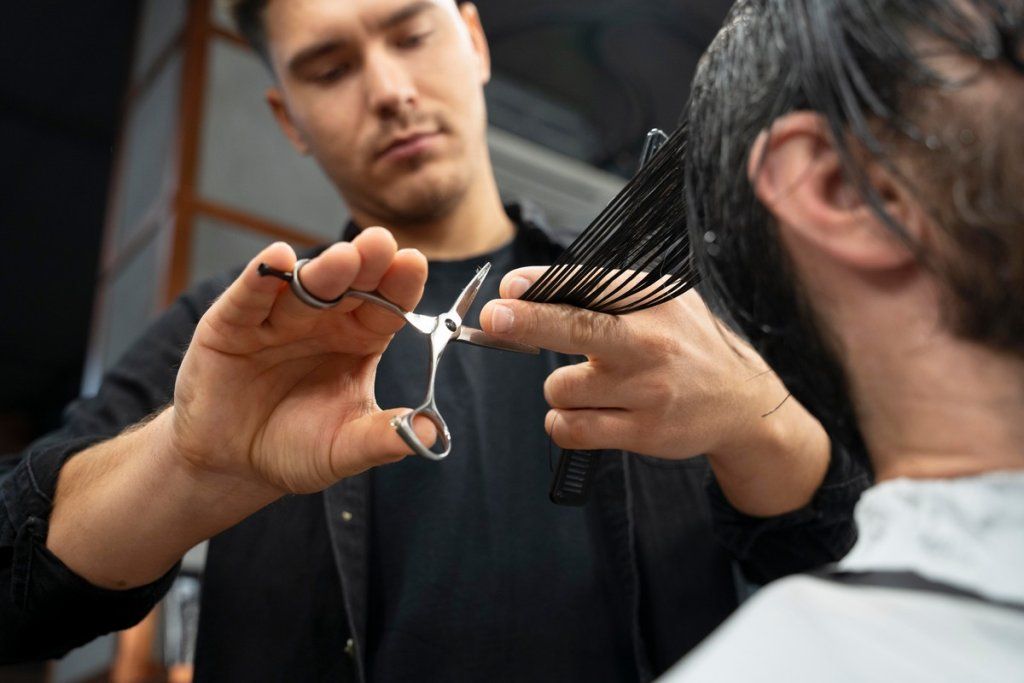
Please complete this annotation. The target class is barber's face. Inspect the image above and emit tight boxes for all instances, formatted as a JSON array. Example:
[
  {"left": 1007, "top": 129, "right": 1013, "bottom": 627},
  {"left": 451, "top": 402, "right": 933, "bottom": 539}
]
[{"left": 264, "top": 0, "right": 491, "bottom": 224}]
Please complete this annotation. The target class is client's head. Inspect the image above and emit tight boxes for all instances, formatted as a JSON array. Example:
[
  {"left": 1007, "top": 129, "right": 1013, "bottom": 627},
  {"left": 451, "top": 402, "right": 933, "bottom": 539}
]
[{"left": 685, "top": 0, "right": 1024, "bottom": 473}]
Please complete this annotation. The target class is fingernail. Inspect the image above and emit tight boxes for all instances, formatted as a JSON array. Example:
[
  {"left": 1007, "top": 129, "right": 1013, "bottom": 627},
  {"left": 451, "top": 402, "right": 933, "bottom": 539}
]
[
  {"left": 491, "top": 304, "right": 515, "bottom": 334},
  {"left": 507, "top": 276, "right": 531, "bottom": 300}
]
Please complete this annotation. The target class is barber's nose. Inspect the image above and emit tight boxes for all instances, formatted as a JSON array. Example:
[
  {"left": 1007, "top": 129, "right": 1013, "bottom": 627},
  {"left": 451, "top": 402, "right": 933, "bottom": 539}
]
[{"left": 364, "top": 50, "right": 417, "bottom": 119}]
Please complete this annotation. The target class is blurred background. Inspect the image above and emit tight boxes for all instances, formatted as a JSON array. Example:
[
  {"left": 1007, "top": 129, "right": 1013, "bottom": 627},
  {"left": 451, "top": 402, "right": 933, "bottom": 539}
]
[{"left": 0, "top": 0, "right": 731, "bottom": 680}]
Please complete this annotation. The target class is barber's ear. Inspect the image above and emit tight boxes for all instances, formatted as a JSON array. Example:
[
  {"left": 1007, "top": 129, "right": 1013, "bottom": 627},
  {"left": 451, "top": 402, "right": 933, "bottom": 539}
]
[
  {"left": 458, "top": 2, "right": 492, "bottom": 85},
  {"left": 266, "top": 87, "right": 311, "bottom": 155},
  {"left": 747, "top": 111, "right": 918, "bottom": 271}
]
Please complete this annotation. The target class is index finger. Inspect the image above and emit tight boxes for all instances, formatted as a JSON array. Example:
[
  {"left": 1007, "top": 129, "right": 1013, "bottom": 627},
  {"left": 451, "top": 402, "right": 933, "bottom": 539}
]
[
  {"left": 214, "top": 241, "right": 298, "bottom": 330},
  {"left": 479, "top": 296, "right": 630, "bottom": 357}
]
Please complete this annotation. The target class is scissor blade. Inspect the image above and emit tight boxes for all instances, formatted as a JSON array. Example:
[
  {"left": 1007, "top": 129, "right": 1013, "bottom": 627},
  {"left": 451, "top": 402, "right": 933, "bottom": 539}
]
[
  {"left": 456, "top": 327, "right": 540, "bottom": 355},
  {"left": 451, "top": 262, "right": 492, "bottom": 321}
]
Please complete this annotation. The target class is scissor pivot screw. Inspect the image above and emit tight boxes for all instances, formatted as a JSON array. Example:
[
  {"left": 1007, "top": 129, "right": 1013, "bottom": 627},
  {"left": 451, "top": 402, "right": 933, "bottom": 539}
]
[{"left": 444, "top": 318, "right": 457, "bottom": 332}]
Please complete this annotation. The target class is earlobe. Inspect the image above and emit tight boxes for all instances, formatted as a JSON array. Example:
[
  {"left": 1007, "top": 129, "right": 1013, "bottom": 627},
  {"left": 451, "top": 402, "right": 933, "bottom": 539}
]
[
  {"left": 749, "top": 112, "right": 915, "bottom": 271},
  {"left": 266, "top": 87, "right": 310, "bottom": 155}
]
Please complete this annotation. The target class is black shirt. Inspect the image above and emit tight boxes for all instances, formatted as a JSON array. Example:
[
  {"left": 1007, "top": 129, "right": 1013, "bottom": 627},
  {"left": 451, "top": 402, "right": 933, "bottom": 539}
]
[
  {"left": 0, "top": 203, "right": 870, "bottom": 680},
  {"left": 368, "top": 234, "right": 632, "bottom": 681}
]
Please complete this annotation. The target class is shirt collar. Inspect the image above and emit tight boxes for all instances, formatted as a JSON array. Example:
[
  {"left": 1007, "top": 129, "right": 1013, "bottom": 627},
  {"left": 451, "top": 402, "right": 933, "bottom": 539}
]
[{"left": 838, "top": 470, "right": 1024, "bottom": 605}]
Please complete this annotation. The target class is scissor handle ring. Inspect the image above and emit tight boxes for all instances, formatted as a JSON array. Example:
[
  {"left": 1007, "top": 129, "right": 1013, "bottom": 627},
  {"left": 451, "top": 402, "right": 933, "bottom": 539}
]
[
  {"left": 391, "top": 406, "right": 452, "bottom": 461},
  {"left": 290, "top": 259, "right": 346, "bottom": 309}
]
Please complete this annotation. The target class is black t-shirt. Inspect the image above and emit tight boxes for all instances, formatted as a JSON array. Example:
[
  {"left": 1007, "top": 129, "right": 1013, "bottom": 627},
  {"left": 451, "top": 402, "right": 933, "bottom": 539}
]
[{"left": 368, "top": 231, "right": 633, "bottom": 681}]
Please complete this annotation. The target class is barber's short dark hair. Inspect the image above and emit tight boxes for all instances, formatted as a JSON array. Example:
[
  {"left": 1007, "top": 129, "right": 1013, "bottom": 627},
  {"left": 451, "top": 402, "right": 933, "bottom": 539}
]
[
  {"left": 685, "top": 0, "right": 1023, "bottom": 462},
  {"left": 225, "top": 0, "right": 472, "bottom": 67},
  {"left": 226, "top": 0, "right": 272, "bottom": 65}
]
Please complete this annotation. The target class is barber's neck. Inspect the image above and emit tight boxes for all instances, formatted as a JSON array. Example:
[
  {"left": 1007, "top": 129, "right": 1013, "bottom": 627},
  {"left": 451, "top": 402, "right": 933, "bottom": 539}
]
[
  {"left": 842, "top": 288, "right": 1024, "bottom": 483},
  {"left": 348, "top": 162, "right": 514, "bottom": 261}
]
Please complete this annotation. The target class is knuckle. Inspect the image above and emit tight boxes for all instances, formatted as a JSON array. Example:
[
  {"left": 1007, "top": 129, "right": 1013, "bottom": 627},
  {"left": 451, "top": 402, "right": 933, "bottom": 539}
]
[
  {"left": 640, "top": 330, "right": 680, "bottom": 357},
  {"left": 643, "top": 376, "right": 675, "bottom": 404},
  {"left": 505, "top": 301, "right": 534, "bottom": 338},
  {"left": 567, "top": 311, "right": 595, "bottom": 348},
  {"left": 568, "top": 311, "right": 615, "bottom": 349},
  {"left": 519, "top": 304, "right": 541, "bottom": 337}
]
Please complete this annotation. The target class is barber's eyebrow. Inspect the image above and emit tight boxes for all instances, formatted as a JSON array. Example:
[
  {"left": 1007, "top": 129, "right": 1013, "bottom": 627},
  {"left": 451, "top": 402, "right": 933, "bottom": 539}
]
[
  {"left": 287, "top": 2, "right": 438, "bottom": 76},
  {"left": 288, "top": 39, "right": 349, "bottom": 76}
]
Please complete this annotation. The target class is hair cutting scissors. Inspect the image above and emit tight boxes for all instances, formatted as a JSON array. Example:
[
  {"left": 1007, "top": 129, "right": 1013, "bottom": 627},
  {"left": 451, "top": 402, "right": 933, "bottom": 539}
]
[{"left": 259, "top": 259, "right": 538, "bottom": 460}]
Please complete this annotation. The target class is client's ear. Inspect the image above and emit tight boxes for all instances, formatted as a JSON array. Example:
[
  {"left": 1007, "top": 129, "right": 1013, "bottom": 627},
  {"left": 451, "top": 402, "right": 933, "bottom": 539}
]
[{"left": 747, "top": 111, "right": 919, "bottom": 271}]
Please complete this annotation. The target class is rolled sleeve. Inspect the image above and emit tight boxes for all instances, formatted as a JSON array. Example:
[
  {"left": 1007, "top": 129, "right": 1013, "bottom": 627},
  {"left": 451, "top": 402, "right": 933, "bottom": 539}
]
[
  {"left": 0, "top": 276, "right": 228, "bottom": 664},
  {"left": 705, "top": 442, "right": 871, "bottom": 585},
  {"left": 1, "top": 437, "right": 179, "bottom": 662}
]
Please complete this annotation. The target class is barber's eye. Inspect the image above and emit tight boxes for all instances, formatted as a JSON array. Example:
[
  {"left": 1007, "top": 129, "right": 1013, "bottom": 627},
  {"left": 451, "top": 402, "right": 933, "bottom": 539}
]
[
  {"left": 312, "top": 64, "right": 351, "bottom": 84},
  {"left": 397, "top": 31, "right": 433, "bottom": 49}
]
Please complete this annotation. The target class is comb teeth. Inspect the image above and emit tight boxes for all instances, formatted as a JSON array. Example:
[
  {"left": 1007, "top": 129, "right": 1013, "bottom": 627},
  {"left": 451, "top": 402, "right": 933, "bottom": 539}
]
[
  {"left": 561, "top": 458, "right": 589, "bottom": 491},
  {"left": 549, "top": 450, "right": 598, "bottom": 506}
]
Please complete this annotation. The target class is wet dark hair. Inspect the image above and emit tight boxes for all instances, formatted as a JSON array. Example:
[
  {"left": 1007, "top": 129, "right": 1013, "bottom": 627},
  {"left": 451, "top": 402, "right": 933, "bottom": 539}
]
[{"left": 684, "top": 0, "right": 1023, "bottom": 461}]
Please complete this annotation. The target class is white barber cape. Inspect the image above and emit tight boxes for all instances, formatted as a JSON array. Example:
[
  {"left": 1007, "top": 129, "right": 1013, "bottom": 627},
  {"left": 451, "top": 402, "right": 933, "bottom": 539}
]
[{"left": 661, "top": 471, "right": 1024, "bottom": 682}]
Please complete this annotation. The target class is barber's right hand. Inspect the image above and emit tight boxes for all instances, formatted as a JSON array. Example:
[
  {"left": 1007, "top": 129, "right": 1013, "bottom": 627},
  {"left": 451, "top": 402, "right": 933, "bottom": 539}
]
[{"left": 170, "top": 227, "right": 434, "bottom": 498}]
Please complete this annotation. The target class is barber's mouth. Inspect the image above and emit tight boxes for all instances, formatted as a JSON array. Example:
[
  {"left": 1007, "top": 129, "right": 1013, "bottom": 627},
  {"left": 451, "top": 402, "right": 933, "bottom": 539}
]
[{"left": 377, "top": 132, "right": 441, "bottom": 162}]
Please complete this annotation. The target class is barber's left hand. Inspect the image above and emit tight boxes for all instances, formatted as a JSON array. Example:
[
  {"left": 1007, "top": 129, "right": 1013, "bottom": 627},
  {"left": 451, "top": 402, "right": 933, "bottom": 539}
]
[
  {"left": 480, "top": 266, "right": 831, "bottom": 516},
  {"left": 480, "top": 267, "right": 788, "bottom": 458}
]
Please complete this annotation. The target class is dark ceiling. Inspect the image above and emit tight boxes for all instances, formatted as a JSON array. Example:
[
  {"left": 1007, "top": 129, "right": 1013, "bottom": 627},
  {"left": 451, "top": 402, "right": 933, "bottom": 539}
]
[{"left": 0, "top": 0, "right": 732, "bottom": 447}]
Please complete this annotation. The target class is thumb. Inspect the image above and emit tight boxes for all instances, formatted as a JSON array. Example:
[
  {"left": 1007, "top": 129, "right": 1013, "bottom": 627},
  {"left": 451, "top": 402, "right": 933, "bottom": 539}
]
[
  {"left": 498, "top": 266, "right": 549, "bottom": 299},
  {"left": 333, "top": 408, "right": 439, "bottom": 473}
]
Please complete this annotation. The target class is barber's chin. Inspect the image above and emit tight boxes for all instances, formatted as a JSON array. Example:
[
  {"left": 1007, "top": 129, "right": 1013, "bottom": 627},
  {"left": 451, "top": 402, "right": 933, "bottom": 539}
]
[{"left": 380, "top": 175, "right": 466, "bottom": 222}]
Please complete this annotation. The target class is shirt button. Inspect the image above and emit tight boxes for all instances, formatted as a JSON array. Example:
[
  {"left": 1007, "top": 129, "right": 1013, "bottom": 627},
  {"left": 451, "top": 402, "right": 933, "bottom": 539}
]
[
  {"left": 344, "top": 638, "right": 355, "bottom": 658},
  {"left": 341, "top": 511, "right": 354, "bottom": 522}
]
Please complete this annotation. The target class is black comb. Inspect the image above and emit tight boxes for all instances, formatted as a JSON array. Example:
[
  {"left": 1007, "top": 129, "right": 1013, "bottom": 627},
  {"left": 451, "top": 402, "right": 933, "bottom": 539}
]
[{"left": 545, "top": 128, "right": 688, "bottom": 506}]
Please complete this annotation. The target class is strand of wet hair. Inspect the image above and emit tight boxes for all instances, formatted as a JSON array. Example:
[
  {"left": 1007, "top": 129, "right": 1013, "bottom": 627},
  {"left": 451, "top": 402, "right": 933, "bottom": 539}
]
[{"left": 520, "top": 124, "right": 698, "bottom": 314}]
